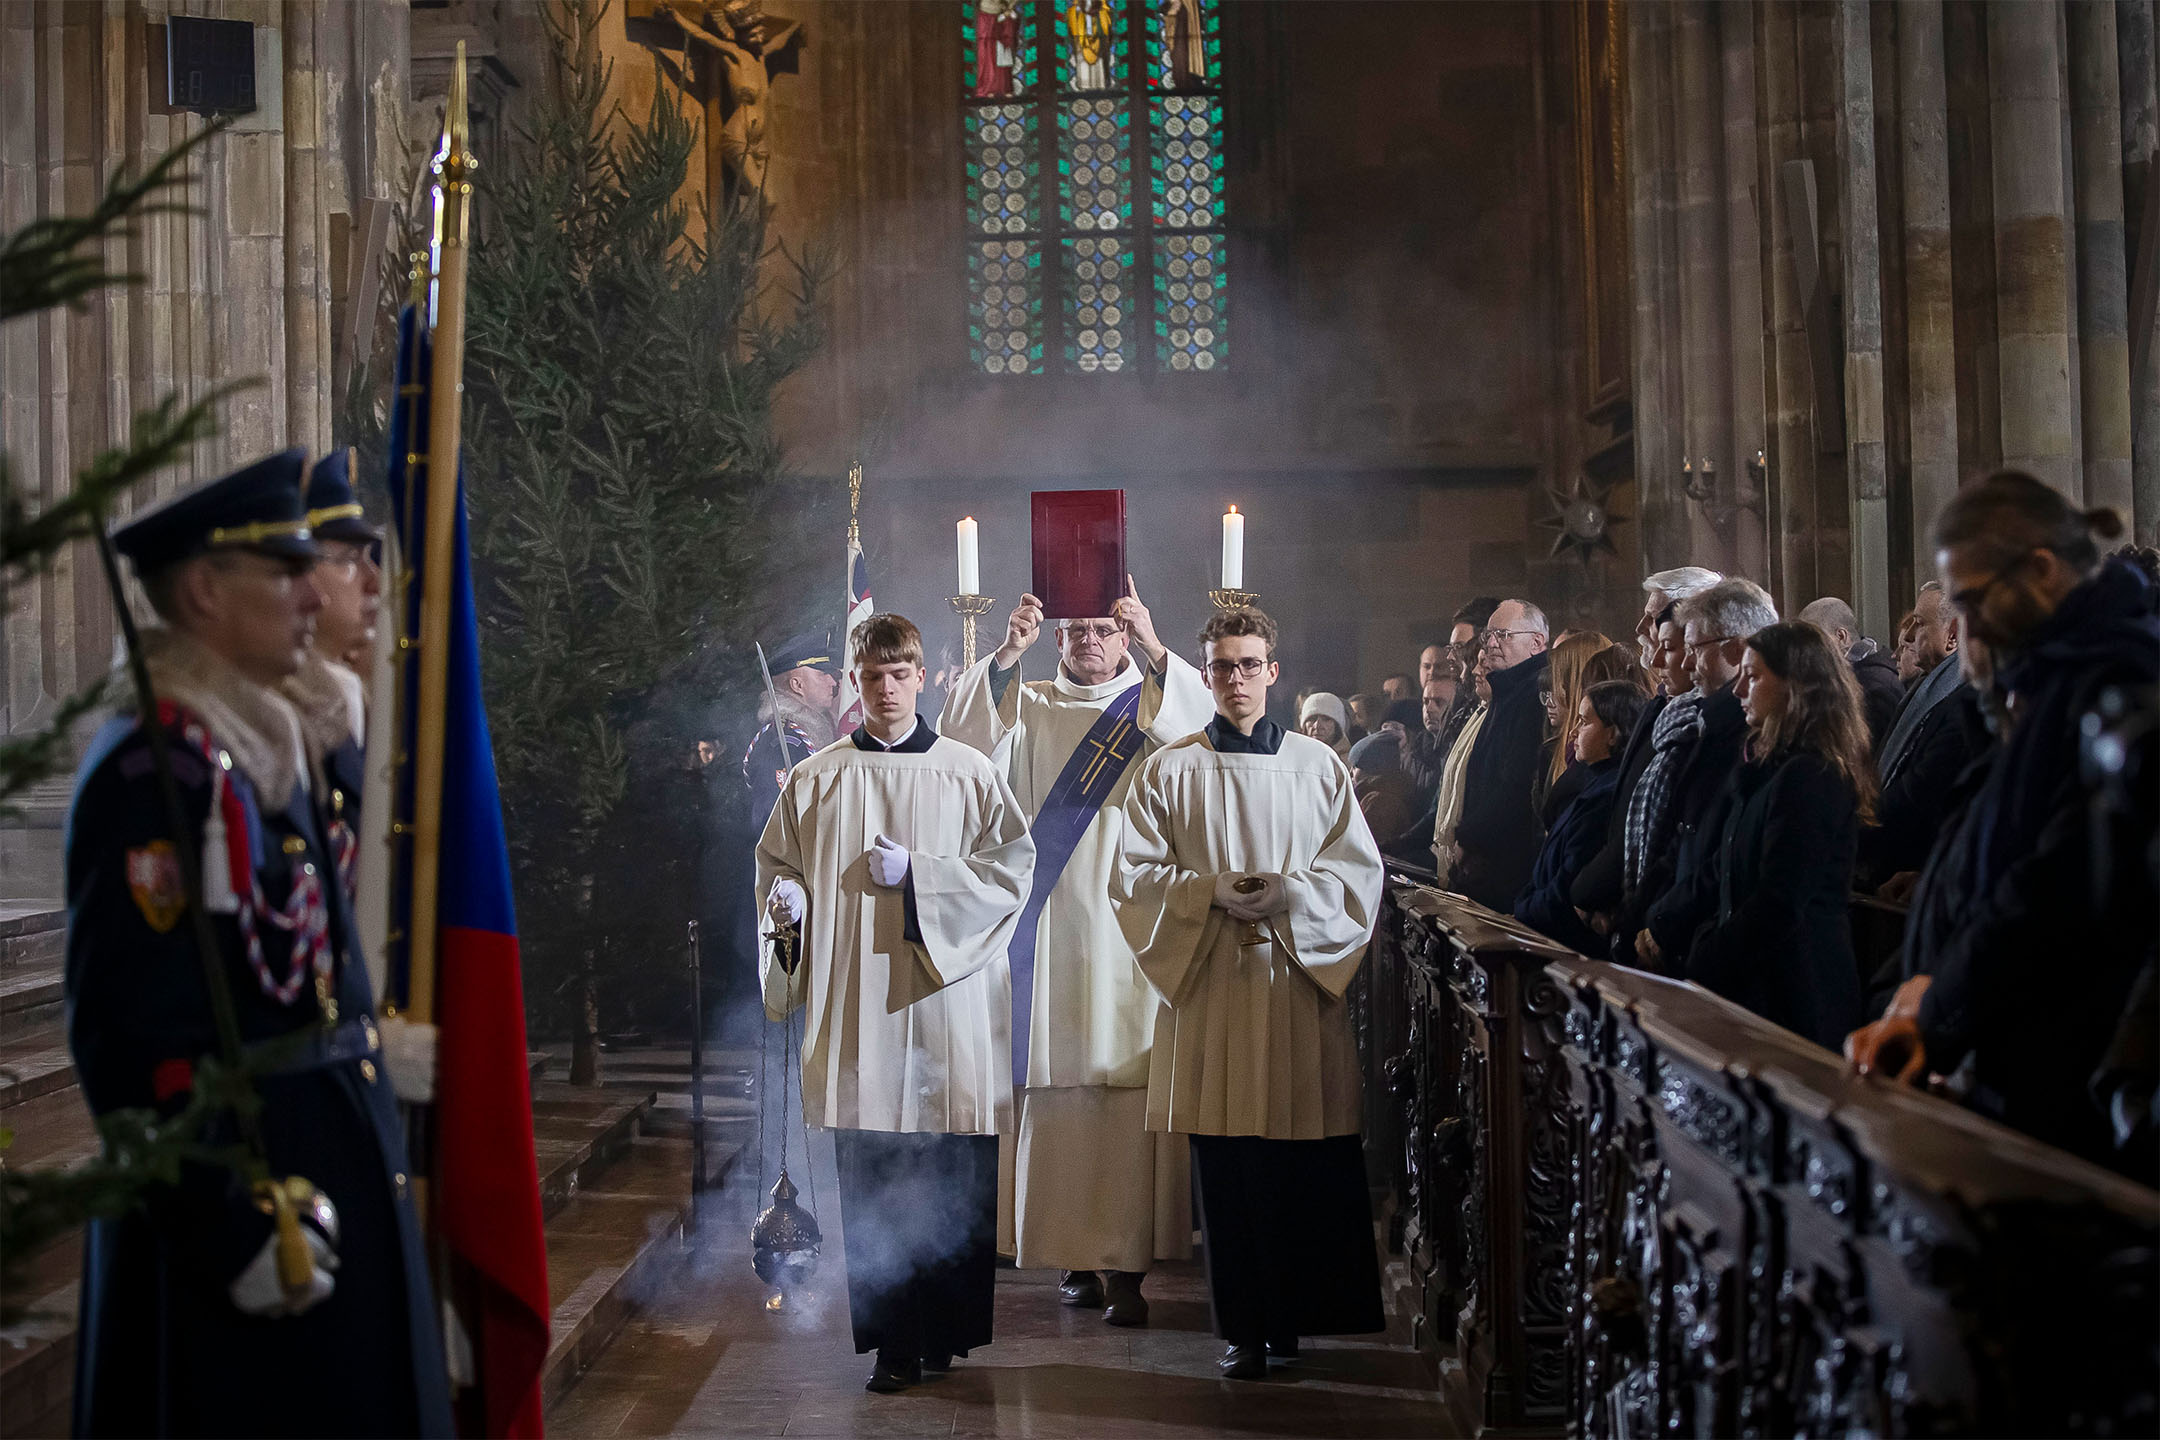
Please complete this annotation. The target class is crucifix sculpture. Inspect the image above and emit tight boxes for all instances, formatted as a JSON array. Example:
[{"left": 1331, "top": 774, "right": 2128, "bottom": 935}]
[{"left": 629, "top": 0, "right": 804, "bottom": 204}]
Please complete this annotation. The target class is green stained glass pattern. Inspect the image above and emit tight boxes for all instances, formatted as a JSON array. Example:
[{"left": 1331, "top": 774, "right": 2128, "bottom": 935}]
[
  {"left": 1058, "top": 0, "right": 1126, "bottom": 92},
  {"left": 1061, "top": 237, "right": 1133, "bottom": 373},
  {"left": 971, "top": 240, "right": 1045, "bottom": 374},
  {"left": 962, "top": 0, "right": 1038, "bottom": 98},
  {"left": 966, "top": 105, "right": 1040, "bottom": 238},
  {"left": 1149, "top": 0, "right": 1220, "bottom": 89},
  {"left": 1057, "top": 99, "right": 1132, "bottom": 234},
  {"left": 1154, "top": 232, "right": 1225, "bottom": 371},
  {"left": 1149, "top": 96, "right": 1222, "bottom": 230}
]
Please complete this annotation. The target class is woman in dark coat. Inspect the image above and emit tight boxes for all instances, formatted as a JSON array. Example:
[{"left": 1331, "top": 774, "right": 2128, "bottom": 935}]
[
  {"left": 1515, "top": 681, "right": 1648, "bottom": 953},
  {"left": 1674, "top": 622, "right": 1876, "bottom": 1050}
]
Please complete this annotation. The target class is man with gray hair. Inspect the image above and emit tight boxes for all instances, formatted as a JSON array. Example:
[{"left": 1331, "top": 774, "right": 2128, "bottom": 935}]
[
  {"left": 1636, "top": 566, "right": 1723, "bottom": 669},
  {"left": 1798, "top": 594, "right": 1903, "bottom": 743},
  {"left": 1449, "top": 597, "right": 1551, "bottom": 909},
  {"left": 1628, "top": 578, "right": 1776, "bottom": 971}
]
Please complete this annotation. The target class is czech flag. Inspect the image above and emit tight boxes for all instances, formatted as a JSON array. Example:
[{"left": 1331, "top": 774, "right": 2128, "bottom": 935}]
[{"left": 385, "top": 304, "right": 550, "bottom": 1437}]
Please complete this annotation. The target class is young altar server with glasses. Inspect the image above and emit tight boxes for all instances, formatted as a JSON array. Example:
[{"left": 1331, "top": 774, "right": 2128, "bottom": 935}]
[
  {"left": 940, "top": 577, "right": 1213, "bottom": 1325},
  {"left": 1111, "top": 605, "right": 1388, "bottom": 1380},
  {"left": 756, "top": 613, "right": 1037, "bottom": 1394}
]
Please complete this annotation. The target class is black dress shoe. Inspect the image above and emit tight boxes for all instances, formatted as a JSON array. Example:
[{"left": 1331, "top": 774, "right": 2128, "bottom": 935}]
[
  {"left": 1101, "top": 1270, "right": 1150, "bottom": 1327},
  {"left": 1219, "top": 1344, "right": 1268, "bottom": 1380},
  {"left": 1267, "top": 1337, "right": 1300, "bottom": 1359},
  {"left": 920, "top": 1351, "right": 954, "bottom": 1373},
  {"left": 1058, "top": 1269, "right": 1105, "bottom": 1308},
  {"left": 865, "top": 1352, "right": 922, "bottom": 1393}
]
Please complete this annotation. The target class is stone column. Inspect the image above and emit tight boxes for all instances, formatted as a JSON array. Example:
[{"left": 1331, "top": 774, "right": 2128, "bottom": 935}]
[
  {"left": 1760, "top": 0, "right": 1817, "bottom": 602},
  {"left": 1902, "top": 0, "right": 1960, "bottom": 556},
  {"left": 1839, "top": 0, "right": 1891, "bottom": 636},
  {"left": 1989, "top": 0, "right": 2081, "bottom": 497},
  {"left": 2071, "top": 0, "right": 2136, "bottom": 516},
  {"left": 283, "top": 0, "right": 333, "bottom": 456},
  {"left": 1675, "top": 0, "right": 1733, "bottom": 569},
  {"left": 1720, "top": 1, "right": 1770, "bottom": 580},
  {"left": 2122, "top": 0, "right": 2160, "bottom": 537},
  {"left": 1628, "top": 0, "right": 1687, "bottom": 570}
]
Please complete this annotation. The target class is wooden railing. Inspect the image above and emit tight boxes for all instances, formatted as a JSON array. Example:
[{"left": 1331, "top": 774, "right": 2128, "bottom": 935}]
[{"left": 1361, "top": 876, "right": 2160, "bottom": 1437}]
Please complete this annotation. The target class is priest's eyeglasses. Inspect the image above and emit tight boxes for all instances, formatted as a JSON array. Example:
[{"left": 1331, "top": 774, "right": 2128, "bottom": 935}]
[
  {"left": 1060, "top": 622, "right": 1122, "bottom": 640},
  {"left": 1206, "top": 658, "right": 1268, "bottom": 679}
]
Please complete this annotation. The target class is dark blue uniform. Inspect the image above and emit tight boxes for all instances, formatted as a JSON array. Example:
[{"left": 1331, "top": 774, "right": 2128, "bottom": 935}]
[
  {"left": 65, "top": 706, "right": 453, "bottom": 1438},
  {"left": 743, "top": 717, "right": 820, "bottom": 830}
]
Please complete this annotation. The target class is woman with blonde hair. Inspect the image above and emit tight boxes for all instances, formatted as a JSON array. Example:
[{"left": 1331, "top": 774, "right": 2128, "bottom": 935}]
[
  {"left": 1531, "top": 630, "right": 1614, "bottom": 821},
  {"left": 1647, "top": 620, "right": 1875, "bottom": 1048}
]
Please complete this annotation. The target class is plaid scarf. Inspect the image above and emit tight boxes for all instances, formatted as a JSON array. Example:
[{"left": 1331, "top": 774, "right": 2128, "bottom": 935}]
[{"left": 1624, "top": 691, "right": 1707, "bottom": 892}]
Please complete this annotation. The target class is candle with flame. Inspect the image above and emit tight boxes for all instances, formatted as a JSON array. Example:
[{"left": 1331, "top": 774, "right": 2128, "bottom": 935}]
[{"left": 1221, "top": 506, "right": 1245, "bottom": 590}]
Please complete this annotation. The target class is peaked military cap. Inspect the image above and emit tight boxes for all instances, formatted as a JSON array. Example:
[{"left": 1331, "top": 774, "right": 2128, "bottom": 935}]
[
  {"left": 111, "top": 448, "right": 319, "bottom": 571},
  {"left": 301, "top": 447, "right": 379, "bottom": 544},
  {"left": 768, "top": 628, "right": 840, "bottom": 675}
]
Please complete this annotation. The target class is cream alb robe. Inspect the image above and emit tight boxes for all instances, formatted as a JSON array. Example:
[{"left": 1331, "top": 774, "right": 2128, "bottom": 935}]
[
  {"left": 941, "top": 652, "right": 1213, "bottom": 1269},
  {"left": 939, "top": 651, "right": 1214, "bottom": 1087},
  {"left": 1112, "top": 729, "right": 1385, "bottom": 1139},
  {"left": 756, "top": 735, "right": 1036, "bottom": 1135}
]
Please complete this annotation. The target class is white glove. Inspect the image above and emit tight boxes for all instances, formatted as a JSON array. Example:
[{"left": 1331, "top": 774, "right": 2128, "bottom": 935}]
[
  {"left": 768, "top": 877, "right": 806, "bottom": 926},
  {"left": 1215, "top": 872, "right": 1287, "bottom": 921},
  {"left": 868, "top": 834, "right": 912, "bottom": 888},
  {"left": 379, "top": 1015, "right": 437, "bottom": 1104},
  {"left": 1212, "top": 873, "right": 1249, "bottom": 914},
  {"left": 229, "top": 1191, "right": 340, "bottom": 1317},
  {"left": 1241, "top": 873, "right": 1290, "bottom": 918}
]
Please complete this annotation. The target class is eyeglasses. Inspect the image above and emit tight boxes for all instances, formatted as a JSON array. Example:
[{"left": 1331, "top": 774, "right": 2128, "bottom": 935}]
[
  {"left": 1060, "top": 622, "right": 1121, "bottom": 641},
  {"left": 1481, "top": 627, "right": 1542, "bottom": 648},
  {"left": 1948, "top": 550, "right": 2036, "bottom": 615},
  {"left": 1682, "top": 635, "right": 1734, "bottom": 660},
  {"left": 1206, "top": 657, "right": 1268, "bottom": 680}
]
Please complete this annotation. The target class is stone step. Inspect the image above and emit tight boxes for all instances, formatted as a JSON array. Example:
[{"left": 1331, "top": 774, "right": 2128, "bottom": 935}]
[
  {"left": 0, "top": 1088, "right": 98, "bottom": 1439},
  {"left": 540, "top": 1133, "right": 708, "bottom": 1412},
  {"left": 0, "top": 960, "right": 65, "bottom": 1031},
  {"left": 0, "top": 1018, "right": 76, "bottom": 1110},
  {"left": 0, "top": 905, "right": 64, "bottom": 977},
  {"left": 532, "top": 1083, "right": 656, "bottom": 1222}
]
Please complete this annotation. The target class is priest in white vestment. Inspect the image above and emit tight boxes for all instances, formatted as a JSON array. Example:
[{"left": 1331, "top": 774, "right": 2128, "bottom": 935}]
[
  {"left": 1111, "top": 605, "right": 1387, "bottom": 1381},
  {"left": 940, "top": 579, "right": 1212, "bottom": 1325},
  {"left": 757, "top": 613, "right": 1036, "bottom": 1395}
]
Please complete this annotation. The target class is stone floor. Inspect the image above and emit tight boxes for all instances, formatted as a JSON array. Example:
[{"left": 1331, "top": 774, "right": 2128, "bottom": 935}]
[{"left": 550, "top": 1170, "right": 1452, "bottom": 1439}]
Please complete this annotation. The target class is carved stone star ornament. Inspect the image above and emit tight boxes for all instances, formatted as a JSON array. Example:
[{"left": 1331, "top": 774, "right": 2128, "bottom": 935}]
[{"left": 1537, "top": 471, "right": 1626, "bottom": 564}]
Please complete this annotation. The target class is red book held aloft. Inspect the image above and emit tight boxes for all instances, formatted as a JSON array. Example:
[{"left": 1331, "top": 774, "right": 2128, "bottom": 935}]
[{"left": 1031, "top": 489, "right": 1127, "bottom": 620}]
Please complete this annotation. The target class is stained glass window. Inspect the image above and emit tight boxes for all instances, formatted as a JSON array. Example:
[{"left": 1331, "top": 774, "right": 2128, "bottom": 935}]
[{"left": 961, "top": 0, "right": 1226, "bottom": 376}]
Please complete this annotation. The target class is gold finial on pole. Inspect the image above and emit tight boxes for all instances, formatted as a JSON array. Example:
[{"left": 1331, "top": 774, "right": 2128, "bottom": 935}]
[
  {"left": 405, "top": 41, "right": 476, "bottom": 1030},
  {"left": 847, "top": 459, "right": 863, "bottom": 549}
]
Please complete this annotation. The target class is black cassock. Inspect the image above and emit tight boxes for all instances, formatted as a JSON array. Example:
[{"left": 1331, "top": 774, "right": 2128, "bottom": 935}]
[
  {"left": 834, "top": 1129, "right": 1000, "bottom": 1358},
  {"left": 1190, "top": 1132, "right": 1385, "bottom": 1347}
]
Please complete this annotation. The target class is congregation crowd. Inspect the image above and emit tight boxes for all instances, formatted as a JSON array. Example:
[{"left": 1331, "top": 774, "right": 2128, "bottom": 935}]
[{"left": 1294, "top": 470, "right": 2160, "bottom": 1175}]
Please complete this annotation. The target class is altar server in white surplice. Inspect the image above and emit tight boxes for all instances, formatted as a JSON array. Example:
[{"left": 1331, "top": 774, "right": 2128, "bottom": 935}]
[
  {"left": 757, "top": 613, "right": 1036, "bottom": 1397},
  {"left": 1111, "top": 605, "right": 1387, "bottom": 1382},
  {"left": 940, "top": 578, "right": 1212, "bottom": 1326}
]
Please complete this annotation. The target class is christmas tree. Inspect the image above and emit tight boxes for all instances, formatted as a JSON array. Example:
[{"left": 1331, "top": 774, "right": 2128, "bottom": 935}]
[{"left": 462, "top": 0, "right": 830, "bottom": 1076}]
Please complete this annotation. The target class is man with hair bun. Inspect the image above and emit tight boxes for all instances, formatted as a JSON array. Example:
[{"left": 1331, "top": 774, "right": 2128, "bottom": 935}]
[
  {"left": 1112, "top": 607, "right": 1387, "bottom": 1381},
  {"left": 1849, "top": 474, "right": 2159, "bottom": 1168},
  {"left": 757, "top": 612, "right": 1037, "bottom": 1393}
]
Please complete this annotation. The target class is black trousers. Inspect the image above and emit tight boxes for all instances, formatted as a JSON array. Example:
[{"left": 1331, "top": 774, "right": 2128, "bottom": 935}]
[
  {"left": 1190, "top": 1133, "right": 1385, "bottom": 1347},
  {"left": 833, "top": 1129, "right": 999, "bottom": 1359}
]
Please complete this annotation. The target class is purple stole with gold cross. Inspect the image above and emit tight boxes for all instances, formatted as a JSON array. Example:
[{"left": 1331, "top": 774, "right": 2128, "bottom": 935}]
[{"left": 1006, "top": 679, "right": 1147, "bottom": 1086}]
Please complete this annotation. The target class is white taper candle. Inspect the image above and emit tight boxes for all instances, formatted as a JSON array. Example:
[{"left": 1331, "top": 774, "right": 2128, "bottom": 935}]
[
  {"left": 957, "top": 516, "right": 981, "bottom": 595},
  {"left": 1221, "top": 506, "right": 1244, "bottom": 589}
]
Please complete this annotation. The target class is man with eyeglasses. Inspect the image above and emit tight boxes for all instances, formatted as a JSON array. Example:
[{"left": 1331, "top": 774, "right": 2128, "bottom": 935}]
[
  {"left": 1629, "top": 578, "right": 1776, "bottom": 972},
  {"left": 1110, "top": 606, "right": 1384, "bottom": 1380},
  {"left": 1849, "top": 471, "right": 2158, "bottom": 1168},
  {"left": 65, "top": 451, "right": 452, "bottom": 1437},
  {"left": 1449, "top": 598, "right": 1552, "bottom": 909},
  {"left": 940, "top": 577, "right": 1212, "bottom": 1324}
]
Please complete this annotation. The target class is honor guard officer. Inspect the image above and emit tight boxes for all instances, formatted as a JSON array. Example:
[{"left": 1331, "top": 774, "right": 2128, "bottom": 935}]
[
  {"left": 280, "top": 447, "right": 382, "bottom": 901},
  {"left": 64, "top": 450, "right": 453, "bottom": 1438},
  {"left": 743, "top": 628, "right": 841, "bottom": 826}
]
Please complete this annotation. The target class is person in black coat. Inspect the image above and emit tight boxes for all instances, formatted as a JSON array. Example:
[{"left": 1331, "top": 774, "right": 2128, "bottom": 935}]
[
  {"left": 1800, "top": 595, "right": 1905, "bottom": 745},
  {"left": 1451, "top": 598, "right": 1550, "bottom": 910},
  {"left": 1850, "top": 473, "right": 2160, "bottom": 1166},
  {"left": 1571, "top": 607, "right": 1689, "bottom": 924},
  {"left": 1857, "top": 649, "right": 1994, "bottom": 888},
  {"left": 1664, "top": 622, "right": 1875, "bottom": 1050},
  {"left": 1516, "top": 681, "right": 1648, "bottom": 953}
]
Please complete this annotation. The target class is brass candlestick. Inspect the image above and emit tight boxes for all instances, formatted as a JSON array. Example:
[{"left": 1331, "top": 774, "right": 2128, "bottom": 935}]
[
  {"left": 949, "top": 594, "right": 996, "bottom": 668},
  {"left": 1208, "top": 587, "right": 1258, "bottom": 611}
]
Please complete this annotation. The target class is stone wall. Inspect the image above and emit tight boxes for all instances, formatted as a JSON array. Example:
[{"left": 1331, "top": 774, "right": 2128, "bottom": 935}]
[
  {"left": 0, "top": 0, "right": 407, "bottom": 896},
  {"left": 1625, "top": 0, "right": 2160, "bottom": 637}
]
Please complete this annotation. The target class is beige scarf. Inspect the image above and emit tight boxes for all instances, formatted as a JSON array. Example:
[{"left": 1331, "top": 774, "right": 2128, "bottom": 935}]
[
  {"left": 134, "top": 627, "right": 309, "bottom": 812},
  {"left": 281, "top": 650, "right": 366, "bottom": 773}
]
